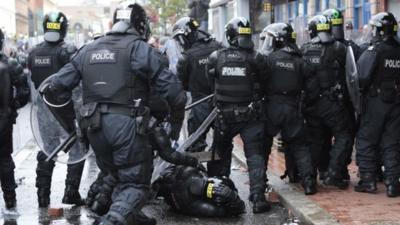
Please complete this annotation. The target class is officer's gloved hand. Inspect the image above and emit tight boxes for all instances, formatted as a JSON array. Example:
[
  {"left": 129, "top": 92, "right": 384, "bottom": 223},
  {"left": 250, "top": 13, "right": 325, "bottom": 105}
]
[{"left": 91, "top": 192, "right": 112, "bottom": 216}]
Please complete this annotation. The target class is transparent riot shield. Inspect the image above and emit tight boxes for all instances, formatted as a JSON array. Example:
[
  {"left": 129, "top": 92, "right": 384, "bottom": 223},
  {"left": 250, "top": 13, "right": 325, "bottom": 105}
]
[
  {"left": 30, "top": 75, "right": 93, "bottom": 164},
  {"left": 345, "top": 46, "right": 361, "bottom": 115}
]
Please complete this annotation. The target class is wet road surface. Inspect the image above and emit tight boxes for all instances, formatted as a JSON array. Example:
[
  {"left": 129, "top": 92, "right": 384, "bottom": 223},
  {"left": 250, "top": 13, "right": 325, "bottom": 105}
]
[{"left": 1, "top": 145, "right": 302, "bottom": 225}]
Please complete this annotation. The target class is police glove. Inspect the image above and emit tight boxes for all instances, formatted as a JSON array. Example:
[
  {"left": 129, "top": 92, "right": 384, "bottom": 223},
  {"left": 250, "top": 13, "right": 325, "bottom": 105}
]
[{"left": 90, "top": 192, "right": 112, "bottom": 216}]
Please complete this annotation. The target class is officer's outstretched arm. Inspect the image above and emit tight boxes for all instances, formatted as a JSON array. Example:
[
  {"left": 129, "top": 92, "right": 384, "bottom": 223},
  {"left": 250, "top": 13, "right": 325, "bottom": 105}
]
[{"left": 151, "top": 126, "right": 199, "bottom": 167}]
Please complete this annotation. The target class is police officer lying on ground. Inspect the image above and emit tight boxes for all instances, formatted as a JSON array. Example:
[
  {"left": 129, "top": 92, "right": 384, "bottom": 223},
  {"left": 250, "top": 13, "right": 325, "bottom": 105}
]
[
  {"left": 0, "top": 28, "right": 30, "bottom": 210},
  {"left": 355, "top": 12, "right": 400, "bottom": 197},
  {"left": 301, "top": 15, "right": 353, "bottom": 189},
  {"left": 42, "top": 3, "right": 200, "bottom": 225},
  {"left": 28, "top": 11, "right": 85, "bottom": 207},
  {"left": 153, "top": 165, "right": 245, "bottom": 217},
  {"left": 259, "top": 23, "right": 317, "bottom": 195},
  {"left": 173, "top": 17, "right": 222, "bottom": 152},
  {"left": 206, "top": 17, "right": 269, "bottom": 213}
]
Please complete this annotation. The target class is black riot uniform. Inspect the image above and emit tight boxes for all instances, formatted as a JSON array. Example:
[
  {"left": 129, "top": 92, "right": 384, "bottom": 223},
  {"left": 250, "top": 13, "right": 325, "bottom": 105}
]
[
  {"left": 354, "top": 12, "right": 400, "bottom": 197},
  {"left": 206, "top": 17, "right": 269, "bottom": 214},
  {"left": 0, "top": 29, "right": 30, "bottom": 210},
  {"left": 43, "top": 4, "right": 200, "bottom": 225},
  {"left": 301, "top": 15, "right": 353, "bottom": 189},
  {"left": 27, "top": 11, "right": 85, "bottom": 207},
  {"left": 173, "top": 17, "right": 221, "bottom": 152},
  {"left": 322, "top": 9, "right": 362, "bottom": 181},
  {"left": 259, "top": 23, "right": 317, "bottom": 195},
  {"left": 154, "top": 165, "right": 245, "bottom": 217}
]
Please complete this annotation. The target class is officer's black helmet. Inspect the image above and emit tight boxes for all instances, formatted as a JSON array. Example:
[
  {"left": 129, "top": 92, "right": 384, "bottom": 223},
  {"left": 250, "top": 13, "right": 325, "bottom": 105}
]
[
  {"left": 323, "top": 9, "right": 345, "bottom": 40},
  {"left": 307, "top": 15, "right": 334, "bottom": 43},
  {"left": 172, "top": 17, "right": 199, "bottom": 49},
  {"left": 225, "top": 17, "right": 254, "bottom": 49},
  {"left": 112, "top": 2, "right": 151, "bottom": 41},
  {"left": 259, "top": 23, "right": 296, "bottom": 55},
  {"left": 0, "top": 28, "right": 4, "bottom": 50},
  {"left": 43, "top": 11, "right": 68, "bottom": 43},
  {"left": 369, "top": 12, "right": 398, "bottom": 38}
]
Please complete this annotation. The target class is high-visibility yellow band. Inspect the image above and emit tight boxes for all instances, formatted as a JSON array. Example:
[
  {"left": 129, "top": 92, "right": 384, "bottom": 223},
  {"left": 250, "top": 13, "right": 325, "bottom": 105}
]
[
  {"left": 394, "top": 25, "right": 398, "bottom": 32},
  {"left": 239, "top": 27, "right": 252, "bottom": 34},
  {"left": 316, "top": 23, "right": 330, "bottom": 31},
  {"left": 292, "top": 32, "right": 297, "bottom": 40},
  {"left": 331, "top": 18, "right": 343, "bottom": 25},
  {"left": 206, "top": 183, "right": 213, "bottom": 198},
  {"left": 192, "top": 20, "right": 199, "bottom": 27},
  {"left": 46, "top": 22, "right": 61, "bottom": 30}
]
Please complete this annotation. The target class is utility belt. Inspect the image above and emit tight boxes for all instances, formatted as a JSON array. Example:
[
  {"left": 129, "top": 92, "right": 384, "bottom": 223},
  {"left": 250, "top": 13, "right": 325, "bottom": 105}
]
[
  {"left": 78, "top": 101, "right": 150, "bottom": 135},
  {"left": 368, "top": 82, "right": 400, "bottom": 103},
  {"left": 216, "top": 101, "right": 262, "bottom": 123},
  {"left": 319, "top": 83, "right": 344, "bottom": 102}
]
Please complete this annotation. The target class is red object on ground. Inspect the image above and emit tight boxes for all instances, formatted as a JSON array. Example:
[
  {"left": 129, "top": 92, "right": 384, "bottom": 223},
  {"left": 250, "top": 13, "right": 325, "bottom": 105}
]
[
  {"left": 48, "top": 208, "right": 64, "bottom": 217},
  {"left": 234, "top": 136, "right": 400, "bottom": 225}
]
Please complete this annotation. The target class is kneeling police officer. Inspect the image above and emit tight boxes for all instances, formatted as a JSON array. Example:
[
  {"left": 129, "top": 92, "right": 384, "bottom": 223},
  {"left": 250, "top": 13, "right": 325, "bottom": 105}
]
[{"left": 43, "top": 3, "right": 199, "bottom": 225}]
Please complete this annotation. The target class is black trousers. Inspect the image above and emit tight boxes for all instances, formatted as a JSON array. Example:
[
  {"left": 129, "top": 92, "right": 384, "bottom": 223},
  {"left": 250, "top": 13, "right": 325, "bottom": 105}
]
[
  {"left": 0, "top": 121, "right": 17, "bottom": 193},
  {"left": 264, "top": 98, "right": 315, "bottom": 180},
  {"left": 207, "top": 117, "right": 266, "bottom": 197},
  {"left": 356, "top": 96, "right": 400, "bottom": 181},
  {"left": 305, "top": 96, "right": 353, "bottom": 178},
  {"left": 87, "top": 114, "right": 153, "bottom": 225},
  {"left": 187, "top": 96, "right": 212, "bottom": 152}
]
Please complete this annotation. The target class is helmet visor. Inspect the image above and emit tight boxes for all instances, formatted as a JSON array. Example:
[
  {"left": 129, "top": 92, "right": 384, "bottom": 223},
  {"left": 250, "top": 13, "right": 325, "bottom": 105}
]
[
  {"left": 44, "top": 31, "right": 61, "bottom": 42},
  {"left": 332, "top": 25, "right": 344, "bottom": 40},
  {"left": 258, "top": 34, "right": 274, "bottom": 55}
]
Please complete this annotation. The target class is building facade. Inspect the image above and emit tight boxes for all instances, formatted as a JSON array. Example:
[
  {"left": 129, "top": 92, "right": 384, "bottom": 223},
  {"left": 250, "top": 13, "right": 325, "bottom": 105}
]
[
  {"left": 210, "top": 0, "right": 399, "bottom": 43},
  {"left": 0, "top": 0, "right": 17, "bottom": 36},
  {"left": 16, "top": 0, "right": 29, "bottom": 37}
]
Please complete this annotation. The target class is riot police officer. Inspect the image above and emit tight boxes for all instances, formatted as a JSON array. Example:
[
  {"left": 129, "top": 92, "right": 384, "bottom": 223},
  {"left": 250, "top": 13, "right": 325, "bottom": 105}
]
[
  {"left": 43, "top": 3, "right": 200, "bottom": 224},
  {"left": 301, "top": 15, "right": 353, "bottom": 189},
  {"left": 259, "top": 23, "right": 317, "bottom": 195},
  {"left": 0, "top": 28, "right": 30, "bottom": 210},
  {"left": 322, "top": 8, "right": 360, "bottom": 181},
  {"left": 173, "top": 17, "right": 221, "bottom": 152},
  {"left": 207, "top": 17, "right": 269, "bottom": 213},
  {"left": 154, "top": 165, "right": 245, "bottom": 217},
  {"left": 28, "top": 11, "right": 85, "bottom": 207},
  {"left": 355, "top": 12, "right": 400, "bottom": 197}
]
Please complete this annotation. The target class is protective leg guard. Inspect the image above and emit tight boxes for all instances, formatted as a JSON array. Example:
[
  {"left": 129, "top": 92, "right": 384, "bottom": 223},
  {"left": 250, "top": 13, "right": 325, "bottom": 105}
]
[
  {"left": 62, "top": 185, "right": 85, "bottom": 205},
  {"left": 37, "top": 188, "right": 50, "bottom": 208}
]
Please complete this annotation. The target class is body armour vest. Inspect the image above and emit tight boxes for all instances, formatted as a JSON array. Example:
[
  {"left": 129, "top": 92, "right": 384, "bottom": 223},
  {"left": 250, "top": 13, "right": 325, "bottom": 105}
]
[
  {"left": 373, "top": 41, "right": 400, "bottom": 87},
  {"left": 266, "top": 50, "right": 303, "bottom": 96},
  {"left": 81, "top": 34, "right": 146, "bottom": 106},
  {"left": 29, "top": 42, "right": 65, "bottom": 89},
  {"left": 186, "top": 40, "right": 220, "bottom": 97},
  {"left": 214, "top": 48, "right": 255, "bottom": 103},
  {"left": 302, "top": 41, "right": 345, "bottom": 90}
]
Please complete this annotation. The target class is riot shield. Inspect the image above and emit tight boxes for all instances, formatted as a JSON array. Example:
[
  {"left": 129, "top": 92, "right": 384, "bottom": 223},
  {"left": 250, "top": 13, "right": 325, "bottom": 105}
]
[
  {"left": 345, "top": 46, "right": 361, "bottom": 115},
  {"left": 30, "top": 75, "right": 92, "bottom": 164}
]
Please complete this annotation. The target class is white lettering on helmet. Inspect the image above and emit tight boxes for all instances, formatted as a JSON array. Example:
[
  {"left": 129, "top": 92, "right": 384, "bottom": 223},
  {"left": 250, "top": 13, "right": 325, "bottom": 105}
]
[
  {"left": 222, "top": 67, "right": 246, "bottom": 76},
  {"left": 384, "top": 59, "right": 400, "bottom": 69}
]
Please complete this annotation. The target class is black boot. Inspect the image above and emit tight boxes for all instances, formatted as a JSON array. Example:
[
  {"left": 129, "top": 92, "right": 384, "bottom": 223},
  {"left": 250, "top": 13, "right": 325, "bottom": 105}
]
[
  {"left": 302, "top": 177, "right": 317, "bottom": 195},
  {"left": 323, "top": 169, "right": 349, "bottom": 189},
  {"left": 249, "top": 193, "right": 271, "bottom": 214},
  {"left": 3, "top": 190, "right": 16, "bottom": 209},
  {"left": 385, "top": 178, "right": 400, "bottom": 198},
  {"left": 62, "top": 185, "right": 85, "bottom": 205},
  {"left": 354, "top": 173, "right": 377, "bottom": 193},
  {"left": 37, "top": 188, "right": 50, "bottom": 208}
]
